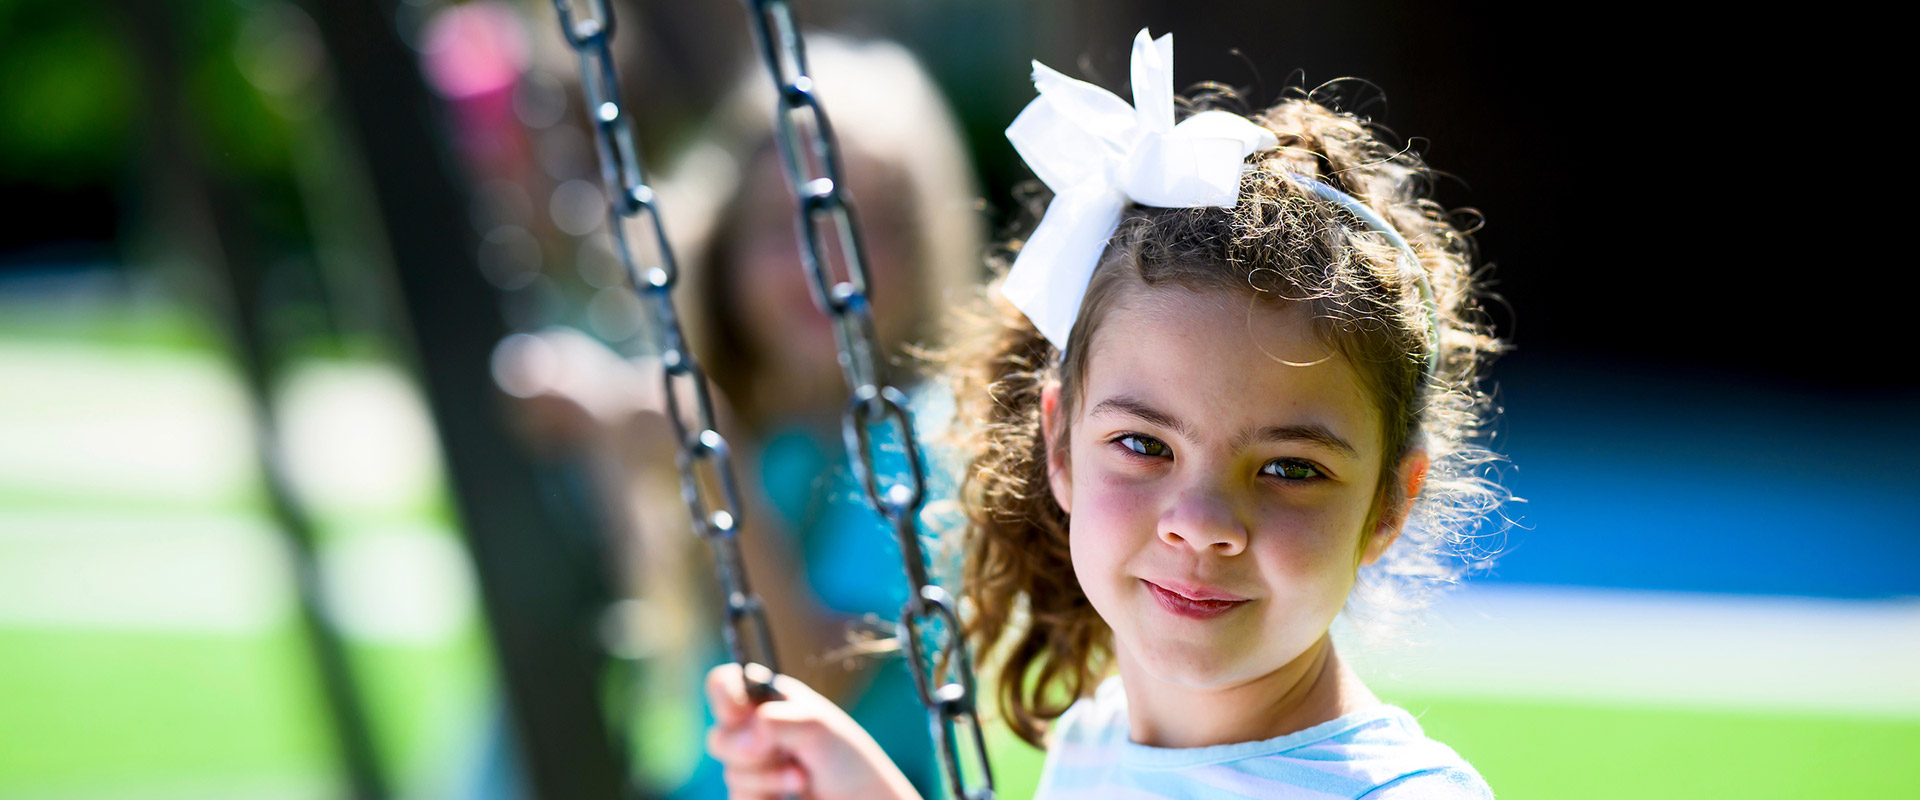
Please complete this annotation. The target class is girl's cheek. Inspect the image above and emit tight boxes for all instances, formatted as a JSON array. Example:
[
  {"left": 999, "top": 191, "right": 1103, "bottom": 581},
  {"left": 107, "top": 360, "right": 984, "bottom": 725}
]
[
  {"left": 1067, "top": 523, "right": 1125, "bottom": 619},
  {"left": 1067, "top": 479, "right": 1150, "bottom": 576},
  {"left": 1088, "top": 469, "right": 1156, "bottom": 515},
  {"left": 1250, "top": 503, "right": 1361, "bottom": 565}
]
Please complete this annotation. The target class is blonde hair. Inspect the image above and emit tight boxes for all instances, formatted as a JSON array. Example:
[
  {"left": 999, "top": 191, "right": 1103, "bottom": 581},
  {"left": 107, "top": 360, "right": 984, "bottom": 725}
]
[{"left": 938, "top": 89, "right": 1506, "bottom": 748}]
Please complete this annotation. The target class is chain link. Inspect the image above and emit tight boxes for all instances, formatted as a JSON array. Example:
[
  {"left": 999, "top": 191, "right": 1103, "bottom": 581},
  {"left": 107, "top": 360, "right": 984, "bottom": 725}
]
[
  {"left": 548, "top": 0, "right": 783, "bottom": 725},
  {"left": 742, "top": 2, "right": 996, "bottom": 798}
]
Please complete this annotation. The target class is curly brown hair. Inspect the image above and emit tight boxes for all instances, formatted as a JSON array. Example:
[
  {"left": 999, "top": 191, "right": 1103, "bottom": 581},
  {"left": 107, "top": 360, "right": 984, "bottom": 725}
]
[{"left": 935, "top": 89, "right": 1506, "bottom": 749}]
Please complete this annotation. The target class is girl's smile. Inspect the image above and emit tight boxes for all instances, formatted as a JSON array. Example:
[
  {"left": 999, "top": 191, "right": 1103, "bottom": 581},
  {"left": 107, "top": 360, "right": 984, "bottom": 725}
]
[
  {"left": 1143, "top": 579, "right": 1248, "bottom": 619},
  {"left": 1044, "top": 283, "right": 1417, "bottom": 747}
]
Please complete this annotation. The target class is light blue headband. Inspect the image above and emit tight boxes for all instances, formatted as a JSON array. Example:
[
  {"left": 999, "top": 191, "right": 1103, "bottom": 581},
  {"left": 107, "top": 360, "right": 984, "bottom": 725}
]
[
  {"left": 1292, "top": 176, "right": 1443, "bottom": 377},
  {"left": 999, "top": 28, "right": 1442, "bottom": 377}
]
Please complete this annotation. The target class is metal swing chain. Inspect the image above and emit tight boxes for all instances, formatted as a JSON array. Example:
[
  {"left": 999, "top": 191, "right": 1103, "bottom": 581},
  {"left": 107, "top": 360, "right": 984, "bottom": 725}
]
[
  {"left": 547, "top": 0, "right": 784, "bottom": 714},
  {"left": 741, "top": 3, "right": 996, "bottom": 799}
]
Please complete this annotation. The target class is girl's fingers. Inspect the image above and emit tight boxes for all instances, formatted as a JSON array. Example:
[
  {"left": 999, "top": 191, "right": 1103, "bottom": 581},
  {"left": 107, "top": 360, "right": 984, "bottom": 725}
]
[
  {"left": 722, "top": 762, "right": 808, "bottom": 799},
  {"left": 705, "top": 663, "right": 754, "bottom": 728},
  {"left": 705, "top": 662, "right": 796, "bottom": 728},
  {"left": 706, "top": 719, "right": 775, "bottom": 766},
  {"left": 753, "top": 698, "right": 833, "bottom": 755}
]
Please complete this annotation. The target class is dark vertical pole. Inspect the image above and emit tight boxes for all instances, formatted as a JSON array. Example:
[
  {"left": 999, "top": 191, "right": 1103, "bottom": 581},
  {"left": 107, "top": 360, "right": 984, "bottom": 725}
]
[
  {"left": 202, "top": 192, "right": 396, "bottom": 800},
  {"left": 299, "top": 1, "right": 632, "bottom": 797},
  {"left": 113, "top": 3, "right": 393, "bottom": 798}
]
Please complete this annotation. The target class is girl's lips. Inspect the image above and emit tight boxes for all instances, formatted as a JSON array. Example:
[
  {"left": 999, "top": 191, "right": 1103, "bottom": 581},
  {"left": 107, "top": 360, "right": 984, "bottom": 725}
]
[{"left": 1144, "top": 580, "right": 1248, "bottom": 620}]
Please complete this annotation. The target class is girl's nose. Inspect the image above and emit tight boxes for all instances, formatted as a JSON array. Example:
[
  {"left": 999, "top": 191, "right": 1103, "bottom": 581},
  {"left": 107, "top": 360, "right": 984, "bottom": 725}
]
[{"left": 1158, "top": 488, "right": 1248, "bottom": 557}]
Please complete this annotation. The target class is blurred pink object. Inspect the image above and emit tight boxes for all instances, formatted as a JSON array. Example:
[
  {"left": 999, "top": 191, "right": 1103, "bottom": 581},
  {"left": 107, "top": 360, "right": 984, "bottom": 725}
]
[
  {"left": 420, "top": 1, "right": 529, "bottom": 99},
  {"left": 419, "top": 1, "right": 533, "bottom": 170}
]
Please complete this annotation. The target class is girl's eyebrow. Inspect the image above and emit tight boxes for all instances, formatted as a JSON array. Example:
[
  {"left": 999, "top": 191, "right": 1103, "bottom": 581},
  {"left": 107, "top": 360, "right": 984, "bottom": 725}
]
[
  {"left": 1090, "top": 395, "right": 1359, "bottom": 459},
  {"left": 1090, "top": 396, "right": 1195, "bottom": 440},
  {"left": 1236, "top": 424, "right": 1359, "bottom": 460}
]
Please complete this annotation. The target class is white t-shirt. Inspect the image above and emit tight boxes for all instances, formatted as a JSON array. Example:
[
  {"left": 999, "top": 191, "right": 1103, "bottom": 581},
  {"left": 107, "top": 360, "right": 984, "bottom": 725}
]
[{"left": 1034, "top": 677, "right": 1494, "bottom": 799}]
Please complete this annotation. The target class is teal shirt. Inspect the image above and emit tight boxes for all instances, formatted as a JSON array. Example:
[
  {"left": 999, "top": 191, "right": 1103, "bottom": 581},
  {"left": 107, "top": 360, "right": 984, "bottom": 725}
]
[{"left": 680, "top": 384, "right": 957, "bottom": 799}]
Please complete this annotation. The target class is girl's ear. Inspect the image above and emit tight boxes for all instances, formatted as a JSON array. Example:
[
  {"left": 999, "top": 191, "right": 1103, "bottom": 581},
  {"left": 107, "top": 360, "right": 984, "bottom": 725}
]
[
  {"left": 1361, "top": 448, "right": 1429, "bottom": 567},
  {"left": 1039, "top": 383, "right": 1072, "bottom": 514}
]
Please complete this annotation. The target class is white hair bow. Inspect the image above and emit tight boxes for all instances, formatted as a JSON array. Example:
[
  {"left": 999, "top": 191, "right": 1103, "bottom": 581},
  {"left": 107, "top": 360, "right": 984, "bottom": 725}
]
[{"left": 1000, "top": 28, "right": 1280, "bottom": 349}]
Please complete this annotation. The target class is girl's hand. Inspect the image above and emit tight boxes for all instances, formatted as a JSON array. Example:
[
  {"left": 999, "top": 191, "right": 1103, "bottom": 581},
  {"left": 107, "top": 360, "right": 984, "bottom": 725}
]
[
  {"left": 706, "top": 663, "right": 924, "bottom": 800},
  {"left": 490, "top": 327, "right": 667, "bottom": 448}
]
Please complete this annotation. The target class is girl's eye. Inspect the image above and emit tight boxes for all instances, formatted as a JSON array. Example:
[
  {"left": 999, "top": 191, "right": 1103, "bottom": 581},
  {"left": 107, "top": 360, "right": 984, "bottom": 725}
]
[
  {"left": 1113, "top": 434, "right": 1169, "bottom": 458},
  {"left": 1263, "top": 459, "right": 1324, "bottom": 481}
]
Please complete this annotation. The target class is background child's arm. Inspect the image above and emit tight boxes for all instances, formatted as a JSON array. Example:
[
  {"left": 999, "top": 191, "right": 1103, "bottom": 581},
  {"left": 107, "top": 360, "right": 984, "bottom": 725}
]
[
  {"left": 706, "top": 663, "right": 924, "bottom": 800},
  {"left": 495, "top": 328, "right": 892, "bottom": 705}
]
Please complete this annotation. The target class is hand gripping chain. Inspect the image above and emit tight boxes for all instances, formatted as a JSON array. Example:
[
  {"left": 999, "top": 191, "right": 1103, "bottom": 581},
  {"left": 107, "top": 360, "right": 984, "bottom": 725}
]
[
  {"left": 548, "top": 0, "right": 784, "bottom": 723},
  {"left": 742, "top": 2, "right": 997, "bottom": 798}
]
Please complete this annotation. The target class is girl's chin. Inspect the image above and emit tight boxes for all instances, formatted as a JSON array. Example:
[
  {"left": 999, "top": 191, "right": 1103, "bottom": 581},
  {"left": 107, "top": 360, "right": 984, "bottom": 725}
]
[{"left": 1118, "top": 636, "right": 1268, "bottom": 691}]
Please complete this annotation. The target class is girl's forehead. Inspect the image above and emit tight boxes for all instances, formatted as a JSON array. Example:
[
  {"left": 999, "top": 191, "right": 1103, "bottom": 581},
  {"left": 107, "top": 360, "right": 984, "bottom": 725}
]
[
  {"left": 1081, "top": 286, "right": 1383, "bottom": 450},
  {"left": 1089, "top": 285, "right": 1322, "bottom": 365}
]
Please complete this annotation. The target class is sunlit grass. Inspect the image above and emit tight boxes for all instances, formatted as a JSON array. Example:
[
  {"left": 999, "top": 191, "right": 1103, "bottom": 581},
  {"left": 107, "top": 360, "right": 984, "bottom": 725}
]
[
  {"left": 3, "top": 303, "right": 1915, "bottom": 800},
  {"left": 974, "top": 694, "right": 1920, "bottom": 800},
  {"left": 1407, "top": 694, "right": 1920, "bottom": 800}
]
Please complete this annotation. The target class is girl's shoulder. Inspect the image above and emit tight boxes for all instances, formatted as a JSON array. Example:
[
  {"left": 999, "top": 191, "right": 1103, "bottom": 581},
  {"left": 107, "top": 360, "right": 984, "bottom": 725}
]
[
  {"left": 1046, "top": 673, "right": 1132, "bottom": 747},
  {"left": 1039, "top": 677, "right": 1493, "bottom": 799}
]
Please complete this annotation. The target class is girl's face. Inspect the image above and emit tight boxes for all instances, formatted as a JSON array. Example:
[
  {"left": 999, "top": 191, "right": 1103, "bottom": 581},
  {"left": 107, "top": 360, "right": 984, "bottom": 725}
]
[{"left": 1044, "top": 286, "right": 1405, "bottom": 692}]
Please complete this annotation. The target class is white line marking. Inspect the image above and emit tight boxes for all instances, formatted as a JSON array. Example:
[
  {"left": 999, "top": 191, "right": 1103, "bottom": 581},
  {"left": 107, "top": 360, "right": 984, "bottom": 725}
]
[
  {"left": 1343, "top": 584, "right": 1920, "bottom": 718},
  {"left": 0, "top": 512, "right": 474, "bottom": 643}
]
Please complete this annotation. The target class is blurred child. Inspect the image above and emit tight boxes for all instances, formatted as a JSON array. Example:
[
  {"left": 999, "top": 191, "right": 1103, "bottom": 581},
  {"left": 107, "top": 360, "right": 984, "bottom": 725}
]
[
  {"left": 667, "top": 32, "right": 984, "bottom": 798},
  {"left": 497, "top": 33, "right": 984, "bottom": 798}
]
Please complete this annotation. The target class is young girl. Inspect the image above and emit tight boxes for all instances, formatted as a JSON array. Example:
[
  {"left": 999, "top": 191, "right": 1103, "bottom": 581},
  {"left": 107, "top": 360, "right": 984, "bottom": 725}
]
[{"left": 705, "top": 28, "right": 1502, "bottom": 799}]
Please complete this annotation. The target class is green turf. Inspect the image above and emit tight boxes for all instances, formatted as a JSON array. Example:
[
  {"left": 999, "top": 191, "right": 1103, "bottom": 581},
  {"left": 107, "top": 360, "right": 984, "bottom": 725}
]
[
  {"left": 0, "top": 300, "right": 399, "bottom": 363},
  {"left": 0, "top": 301, "right": 220, "bottom": 355},
  {"left": 972, "top": 693, "right": 1920, "bottom": 800},
  {"left": 4, "top": 319, "right": 1915, "bottom": 798},
  {"left": 0, "top": 626, "right": 333, "bottom": 791},
  {"left": 7, "top": 629, "right": 1916, "bottom": 800},
  {"left": 1398, "top": 694, "right": 1920, "bottom": 799},
  {"left": 0, "top": 623, "right": 492, "bottom": 798}
]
